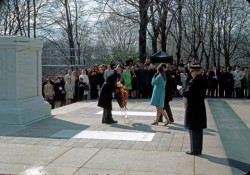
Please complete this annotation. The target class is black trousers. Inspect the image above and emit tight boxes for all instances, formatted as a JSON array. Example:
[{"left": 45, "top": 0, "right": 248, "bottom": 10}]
[
  {"left": 189, "top": 129, "right": 203, "bottom": 154},
  {"left": 159, "top": 101, "right": 174, "bottom": 122},
  {"left": 102, "top": 108, "right": 112, "bottom": 123}
]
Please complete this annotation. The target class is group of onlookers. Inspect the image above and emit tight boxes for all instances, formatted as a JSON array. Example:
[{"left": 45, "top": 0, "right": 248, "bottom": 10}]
[
  {"left": 42, "top": 57, "right": 250, "bottom": 108},
  {"left": 42, "top": 68, "right": 90, "bottom": 109},
  {"left": 201, "top": 65, "right": 250, "bottom": 98}
]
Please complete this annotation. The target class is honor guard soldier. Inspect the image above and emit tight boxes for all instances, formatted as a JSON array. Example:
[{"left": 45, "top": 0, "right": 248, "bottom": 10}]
[{"left": 179, "top": 65, "right": 207, "bottom": 155}]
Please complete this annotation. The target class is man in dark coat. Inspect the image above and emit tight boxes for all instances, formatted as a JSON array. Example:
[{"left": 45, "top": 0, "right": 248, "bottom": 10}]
[
  {"left": 97, "top": 64, "right": 124, "bottom": 124},
  {"left": 159, "top": 63, "right": 174, "bottom": 123},
  {"left": 181, "top": 65, "right": 207, "bottom": 155},
  {"left": 209, "top": 65, "right": 221, "bottom": 97}
]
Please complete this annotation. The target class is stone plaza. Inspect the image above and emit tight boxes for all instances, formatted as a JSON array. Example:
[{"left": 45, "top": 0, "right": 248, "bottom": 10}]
[{"left": 0, "top": 98, "right": 249, "bottom": 175}]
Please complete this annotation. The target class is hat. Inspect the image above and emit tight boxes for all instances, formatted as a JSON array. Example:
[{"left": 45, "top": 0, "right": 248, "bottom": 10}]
[{"left": 189, "top": 65, "right": 202, "bottom": 71}]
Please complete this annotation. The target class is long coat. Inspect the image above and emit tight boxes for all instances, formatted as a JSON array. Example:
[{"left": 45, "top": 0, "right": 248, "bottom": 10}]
[
  {"left": 150, "top": 74, "right": 166, "bottom": 108},
  {"left": 165, "top": 70, "right": 173, "bottom": 102},
  {"left": 233, "top": 70, "right": 244, "bottom": 88},
  {"left": 98, "top": 70, "right": 118, "bottom": 110},
  {"left": 122, "top": 70, "right": 132, "bottom": 90},
  {"left": 44, "top": 84, "right": 55, "bottom": 100},
  {"left": 183, "top": 74, "right": 207, "bottom": 130},
  {"left": 65, "top": 82, "right": 74, "bottom": 99}
]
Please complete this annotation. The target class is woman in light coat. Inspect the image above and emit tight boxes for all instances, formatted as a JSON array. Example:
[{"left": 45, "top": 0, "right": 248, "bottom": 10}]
[
  {"left": 44, "top": 80, "right": 55, "bottom": 108},
  {"left": 65, "top": 78, "right": 74, "bottom": 104},
  {"left": 79, "top": 68, "right": 90, "bottom": 99},
  {"left": 150, "top": 66, "right": 170, "bottom": 125}
]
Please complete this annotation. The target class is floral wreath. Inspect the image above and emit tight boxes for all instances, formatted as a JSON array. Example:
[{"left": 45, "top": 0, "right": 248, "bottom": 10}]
[{"left": 115, "top": 80, "right": 128, "bottom": 109}]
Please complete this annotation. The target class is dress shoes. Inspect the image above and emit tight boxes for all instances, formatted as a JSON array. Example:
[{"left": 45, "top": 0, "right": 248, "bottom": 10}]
[
  {"left": 106, "top": 120, "right": 118, "bottom": 124},
  {"left": 186, "top": 151, "right": 201, "bottom": 155}
]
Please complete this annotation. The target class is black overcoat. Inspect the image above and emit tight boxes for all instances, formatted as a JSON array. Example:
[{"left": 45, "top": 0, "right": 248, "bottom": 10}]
[
  {"left": 183, "top": 74, "right": 207, "bottom": 130},
  {"left": 165, "top": 70, "right": 173, "bottom": 102},
  {"left": 97, "top": 70, "right": 118, "bottom": 110}
]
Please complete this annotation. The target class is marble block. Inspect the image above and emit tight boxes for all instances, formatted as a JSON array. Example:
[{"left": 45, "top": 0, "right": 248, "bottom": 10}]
[{"left": 0, "top": 36, "right": 51, "bottom": 125}]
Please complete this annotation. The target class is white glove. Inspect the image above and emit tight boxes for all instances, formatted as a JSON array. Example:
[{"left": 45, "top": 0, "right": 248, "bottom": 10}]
[{"left": 177, "top": 85, "right": 182, "bottom": 91}]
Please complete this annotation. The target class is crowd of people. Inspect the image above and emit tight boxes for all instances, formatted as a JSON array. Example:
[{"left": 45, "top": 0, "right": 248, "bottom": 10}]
[{"left": 42, "top": 57, "right": 250, "bottom": 109}]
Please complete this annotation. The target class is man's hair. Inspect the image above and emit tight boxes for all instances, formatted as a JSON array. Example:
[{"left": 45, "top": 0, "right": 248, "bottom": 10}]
[
  {"left": 159, "top": 63, "right": 166, "bottom": 69},
  {"left": 116, "top": 64, "right": 124, "bottom": 69}
]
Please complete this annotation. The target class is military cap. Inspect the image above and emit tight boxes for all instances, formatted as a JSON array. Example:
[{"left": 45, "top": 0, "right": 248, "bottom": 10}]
[{"left": 189, "top": 65, "right": 202, "bottom": 71}]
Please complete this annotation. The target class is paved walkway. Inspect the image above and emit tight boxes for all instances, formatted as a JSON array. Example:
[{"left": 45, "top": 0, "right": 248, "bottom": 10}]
[{"left": 0, "top": 98, "right": 249, "bottom": 175}]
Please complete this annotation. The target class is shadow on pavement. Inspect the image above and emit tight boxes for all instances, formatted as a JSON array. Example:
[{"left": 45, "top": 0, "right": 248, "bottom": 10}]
[
  {"left": 1, "top": 117, "right": 89, "bottom": 139},
  {"left": 201, "top": 154, "right": 250, "bottom": 174},
  {"left": 110, "top": 123, "right": 171, "bottom": 134},
  {"left": 168, "top": 123, "right": 217, "bottom": 136}
]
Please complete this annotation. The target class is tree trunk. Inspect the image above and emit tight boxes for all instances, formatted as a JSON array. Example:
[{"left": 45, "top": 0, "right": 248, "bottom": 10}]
[
  {"left": 150, "top": 4, "right": 158, "bottom": 54},
  {"left": 139, "top": 0, "right": 149, "bottom": 64},
  {"left": 33, "top": 0, "right": 36, "bottom": 38},
  {"left": 161, "top": 12, "right": 167, "bottom": 52},
  {"left": 225, "top": 53, "right": 230, "bottom": 67},
  {"left": 176, "top": 0, "right": 183, "bottom": 63},
  {"left": 27, "top": 0, "right": 30, "bottom": 37},
  {"left": 65, "top": 0, "right": 75, "bottom": 64},
  {"left": 14, "top": 0, "right": 22, "bottom": 36}
]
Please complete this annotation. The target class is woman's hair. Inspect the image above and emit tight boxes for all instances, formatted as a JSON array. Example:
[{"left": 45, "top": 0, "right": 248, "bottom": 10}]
[{"left": 157, "top": 65, "right": 166, "bottom": 81}]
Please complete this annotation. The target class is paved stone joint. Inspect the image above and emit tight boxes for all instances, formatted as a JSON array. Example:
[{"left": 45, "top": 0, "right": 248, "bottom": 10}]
[{"left": 0, "top": 98, "right": 249, "bottom": 174}]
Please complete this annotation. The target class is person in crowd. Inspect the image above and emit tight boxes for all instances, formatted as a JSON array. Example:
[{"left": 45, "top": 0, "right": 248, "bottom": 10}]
[
  {"left": 88, "top": 66, "right": 99, "bottom": 99},
  {"left": 178, "top": 59, "right": 184, "bottom": 67},
  {"left": 180, "top": 65, "right": 207, "bottom": 155},
  {"left": 180, "top": 68, "right": 188, "bottom": 89},
  {"left": 58, "top": 72, "right": 65, "bottom": 84},
  {"left": 74, "top": 75, "right": 79, "bottom": 102},
  {"left": 209, "top": 65, "right": 220, "bottom": 98},
  {"left": 78, "top": 77, "right": 85, "bottom": 101},
  {"left": 125, "top": 57, "right": 134, "bottom": 67},
  {"left": 224, "top": 66, "right": 234, "bottom": 98},
  {"left": 150, "top": 65, "right": 170, "bottom": 126},
  {"left": 175, "top": 68, "right": 181, "bottom": 96},
  {"left": 65, "top": 69, "right": 75, "bottom": 98},
  {"left": 194, "top": 59, "right": 200, "bottom": 65},
  {"left": 98, "top": 64, "right": 124, "bottom": 124},
  {"left": 42, "top": 75, "right": 54, "bottom": 97},
  {"left": 130, "top": 66, "right": 138, "bottom": 98},
  {"left": 140, "top": 65, "right": 150, "bottom": 98},
  {"left": 43, "top": 79, "right": 55, "bottom": 109},
  {"left": 148, "top": 63, "right": 157, "bottom": 98},
  {"left": 219, "top": 66, "right": 227, "bottom": 98},
  {"left": 65, "top": 78, "right": 74, "bottom": 104},
  {"left": 243, "top": 67, "right": 250, "bottom": 98},
  {"left": 136, "top": 65, "right": 143, "bottom": 98},
  {"left": 233, "top": 65, "right": 244, "bottom": 98},
  {"left": 99, "top": 64, "right": 106, "bottom": 71},
  {"left": 104, "top": 64, "right": 112, "bottom": 79},
  {"left": 80, "top": 68, "right": 89, "bottom": 100},
  {"left": 122, "top": 65, "right": 132, "bottom": 98},
  {"left": 97, "top": 68, "right": 105, "bottom": 98},
  {"left": 158, "top": 63, "right": 174, "bottom": 123},
  {"left": 144, "top": 58, "right": 151, "bottom": 66},
  {"left": 169, "top": 66, "right": 177, "bottom": 97},
  {"left": 54, "top": 76, "right": 65, "bottom": 108},
  {"left": 58, "top": 72, "right": 66, "bottom": 105}
]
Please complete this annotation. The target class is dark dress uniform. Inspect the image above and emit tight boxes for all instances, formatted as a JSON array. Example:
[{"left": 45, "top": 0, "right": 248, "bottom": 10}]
[
  {"left": 97, "top": 70, "right": 118, "bottom": 124},
  {"left": 183, "top": 73, "right": 207, "bottom": 155}
]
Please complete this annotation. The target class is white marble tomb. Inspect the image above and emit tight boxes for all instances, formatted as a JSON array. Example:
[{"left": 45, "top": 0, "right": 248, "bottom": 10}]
[{"left": 0, "top": 36, "right": 51, "bottom": 125}]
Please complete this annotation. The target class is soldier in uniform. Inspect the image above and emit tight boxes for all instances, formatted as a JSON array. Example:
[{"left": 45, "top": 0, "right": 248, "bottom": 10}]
[
  {"left": 180, "top": 65, "right": 207, "bottom": 155},
  {"left": 97, "top": 64, "right": 124, "bottom": 124}
]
